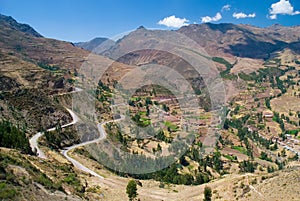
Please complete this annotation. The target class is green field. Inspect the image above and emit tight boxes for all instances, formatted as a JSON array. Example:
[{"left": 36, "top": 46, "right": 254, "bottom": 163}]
[
  {"left": 164, "top": 121, "right": 178, "bottom": 132},
  {"left": 231, "top": 146, "right": 248, "bottom": 155}
]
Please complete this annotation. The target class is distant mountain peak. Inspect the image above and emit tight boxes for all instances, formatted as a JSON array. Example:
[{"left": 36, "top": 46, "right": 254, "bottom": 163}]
[
  {"left": 268, "top": 23, "right": 284, "bottom": 30},
  {"left": 137, "top": 25, "right": 146, "bottom": 30},
  {"left": 74, "top": 37, "right": 115, "bottom": 54},
  {"left": 270, "top": 23, "right": 282, "bottom": 27}
]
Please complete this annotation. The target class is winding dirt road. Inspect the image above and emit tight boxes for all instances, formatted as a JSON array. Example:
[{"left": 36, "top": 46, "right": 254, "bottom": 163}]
[
  {"left": 29, "top": 100, "right": 124, "bottom": 179},
  {"left": 61, "top": 115, "right": 124, "bottom": 179},
  {"left": 29, "top": 108, "right": 79, "bottom": 159}
]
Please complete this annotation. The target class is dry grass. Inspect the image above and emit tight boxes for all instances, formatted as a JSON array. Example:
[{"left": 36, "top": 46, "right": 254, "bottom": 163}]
[
  {"left": 271, "top": 89, "right": 300, "bottom": 121},
  {"left": 231, "top": 58, "right": 265, "bottom": 74}
]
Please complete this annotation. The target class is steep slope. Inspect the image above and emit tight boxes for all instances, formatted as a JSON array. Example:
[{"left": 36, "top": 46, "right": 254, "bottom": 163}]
[
  {"left": 0, "top": 50, "right": 74, "bottom": 133},
  {"left": 0, "top": 14, "right": 42, "bottom": 37},
  {"left": 0, "top": 14, "right": 90, "bottom": 130},
  {"left": 0, "top": 14, "right": 89, "bottom": 70},
  {"left": 0, "top": 14, "right": 135, "bottom": 133},
  {"left": 0, "top": 14, "right": 133, "bottom": 81}
]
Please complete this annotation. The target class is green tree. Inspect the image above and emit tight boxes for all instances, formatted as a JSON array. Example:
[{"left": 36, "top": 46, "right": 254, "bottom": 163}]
[
  {"left": 265, "top": 98, "right": 271, "bottom": 109},
  {"left": 239, "top": 160, "right": 255, "bottom": 173},
  {"left": 162, "top": 104, "right": 169, "bottom": 112},
  {"left": 203, "top": 186, "right": 212, "bottom": 201},
  {"left": 157, "top": 143, "right": 162, "bottom": 152},
  {"left": 0, "top": 121, "right": 32, "bottom": 154},
  {"left": 126, "top": 180, "right": 137, "bottom": 201}
]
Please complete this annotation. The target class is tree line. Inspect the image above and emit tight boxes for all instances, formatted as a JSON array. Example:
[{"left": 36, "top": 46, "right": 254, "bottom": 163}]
[{"left": 0, "top": 121, "right": 32, "bottom": 154}]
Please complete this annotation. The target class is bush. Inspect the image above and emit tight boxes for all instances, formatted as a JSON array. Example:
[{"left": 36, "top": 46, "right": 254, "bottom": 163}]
[
  {"left": 36, "top": 174, "right": 53, "bottom": 189},
  {"left": 63, "top": 173, "right": 81, "bottom": 187},
  {"left": 0, "top": 121, "right": 32, "bottom": 154},
  {"left": 126, "top": 180, "right": 138, "bottom": 201},
  {"left": 0, "top": 182, "right": 17, "bottom": 199},
  {"left": 260, "top": 152, "right": 272, "bottom": 162},
  {"left": 239, "top": 160, "right": 256, "bottom": 173},
  {"left": 38, "top": 62, "right": 60, "bottom": 71},
  {"left": 203, "top": 186, "right": 212, "bottom": 201}
]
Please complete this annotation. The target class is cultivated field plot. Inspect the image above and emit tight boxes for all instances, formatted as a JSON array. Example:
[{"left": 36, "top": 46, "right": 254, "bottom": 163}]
[{"left": 271, "top": 94, "right": 300, "bottom": 115}]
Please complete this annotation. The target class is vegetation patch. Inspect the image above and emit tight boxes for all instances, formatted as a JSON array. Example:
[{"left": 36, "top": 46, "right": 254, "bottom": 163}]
[
  {"left": 164, "top": 121, "right": 178, "bottom": 132},
  {"left": 38, "top": 62, "right": 60, "bottom": 71},
  {"left": 0, "top": 182, "right": 17, "bottom": 199},
  {"left": 231, "top": 146, "right": 248, "bottom": 155},
  {"left": 212, "top": 57, "right": 234, "bottom": 77},
  {"left": 0, "top": 121, "right": 32, "bottom": 154}
]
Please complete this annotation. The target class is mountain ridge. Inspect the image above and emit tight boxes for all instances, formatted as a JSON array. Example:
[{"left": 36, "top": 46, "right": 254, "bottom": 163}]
[
  {"left": 0, "top": 14, "right": 42, "bottom": 37},
  {"left": 76, "top": 22, "right": 300, "bottom": 61},
  {"left": 177, "top": 22, "right": 300, "bottom": 59}
]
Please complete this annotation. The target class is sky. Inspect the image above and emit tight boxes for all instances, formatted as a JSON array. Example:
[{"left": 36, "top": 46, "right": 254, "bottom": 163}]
[{"left": 1, "top": 0, "right": 300, "bottom": 42}]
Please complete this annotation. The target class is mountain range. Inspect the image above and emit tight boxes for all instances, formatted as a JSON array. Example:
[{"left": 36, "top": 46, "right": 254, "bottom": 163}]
[{"left": 76, "top": 22, "right": 300, "bottom": 61}]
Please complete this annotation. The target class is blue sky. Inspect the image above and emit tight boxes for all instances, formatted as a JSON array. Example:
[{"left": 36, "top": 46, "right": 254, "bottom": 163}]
[{"left": 1, "top": 0, "right": 300, "bottom": 42}]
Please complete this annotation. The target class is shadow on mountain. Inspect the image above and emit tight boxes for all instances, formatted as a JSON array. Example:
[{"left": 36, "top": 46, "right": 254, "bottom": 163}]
[
  {"left": 226, "top": 37, "right": 288, "bottom": 60},
  {"left": 288, "top": 41, "right": 300, "bottom": 54}
]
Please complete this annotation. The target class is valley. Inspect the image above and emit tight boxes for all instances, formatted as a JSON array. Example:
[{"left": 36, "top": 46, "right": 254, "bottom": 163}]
[{"left": 0, "top": 12, "right": 300, "bottom": 201}]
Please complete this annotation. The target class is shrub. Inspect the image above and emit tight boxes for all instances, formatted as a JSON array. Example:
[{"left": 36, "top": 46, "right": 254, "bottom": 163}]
[
  {"left": 0, "top": 182, "right": 17, "bottom": 199},
  {"left": 203, "top": 186, "right": 212, "bottom": 201},
  {"left": 126, "top": 180, "right": 138, "bottom": 201}
]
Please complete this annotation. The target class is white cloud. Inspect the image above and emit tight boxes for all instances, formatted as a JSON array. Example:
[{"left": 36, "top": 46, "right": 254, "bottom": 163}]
[
  {"left": 222, "top": 4, "right": 231, "bottom": 12},
  {"left": 201, "top": 12, "right": 222, "bottom": 23},
  {"left": 269, "top": 0, "right": 300, "bottom": 19},
  {"left": 269, "top": 14, "right": 277, "bottom": 19},
  {"left": 233, "top": 12, "right": 256, "bottom": 19},
  {"left": 158, "top": 15, "right": 189, "bottom": 28}
]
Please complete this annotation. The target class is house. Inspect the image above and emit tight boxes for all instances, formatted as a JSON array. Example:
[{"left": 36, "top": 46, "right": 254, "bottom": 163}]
[{"left": 263, "top": 110, "right": 273, "bottom": 118}]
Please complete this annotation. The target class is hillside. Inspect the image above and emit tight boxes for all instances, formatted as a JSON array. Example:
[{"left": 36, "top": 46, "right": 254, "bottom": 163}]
[
  {"left": 0, "top": 14, "right": 134, "bottom": 133},
  {"left": 0, "top": 14, "right": 89, "bottom": 70},
  {"left": 0, "top": 14, "right": 42, "bottom": 37},
  {"left": 0, "top": 14, "right": 94, "bottom": 133}
]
